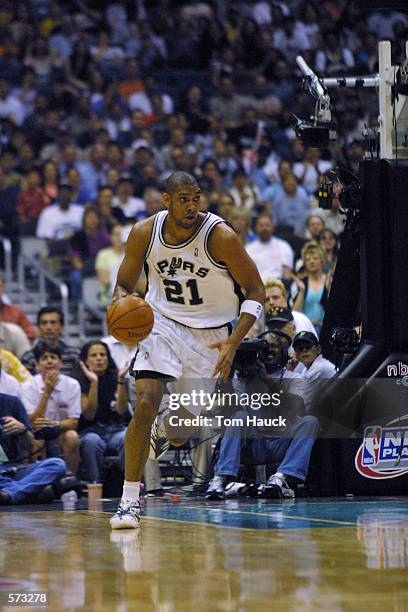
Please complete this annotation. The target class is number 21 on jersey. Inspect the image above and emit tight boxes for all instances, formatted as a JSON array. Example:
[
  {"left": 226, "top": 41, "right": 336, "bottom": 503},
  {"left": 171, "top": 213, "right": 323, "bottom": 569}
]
[{"left": 163, "top": 279, "right": 203, "bottom": 305}]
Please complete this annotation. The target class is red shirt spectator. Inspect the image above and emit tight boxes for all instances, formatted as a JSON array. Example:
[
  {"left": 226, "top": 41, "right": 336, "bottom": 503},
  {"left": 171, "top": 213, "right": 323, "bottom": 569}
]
[
  {"left": 0, "top": 273, "right": 37, "bottom": 341},
  {"left": 17, "top": 169, "right": 49, "bottom": 223}
]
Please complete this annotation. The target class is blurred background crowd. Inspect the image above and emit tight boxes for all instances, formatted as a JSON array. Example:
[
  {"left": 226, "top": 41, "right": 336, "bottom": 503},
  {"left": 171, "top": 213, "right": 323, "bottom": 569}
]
[{"left": 0, "top": 0, "right": 407, "bottom": 311}]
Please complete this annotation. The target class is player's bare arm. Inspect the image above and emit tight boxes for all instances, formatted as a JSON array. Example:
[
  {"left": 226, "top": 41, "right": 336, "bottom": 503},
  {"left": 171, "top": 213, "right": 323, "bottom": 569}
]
[
  {"left": 112, "top": 216, "right": 155, "bottom": 301},
  {"left": 207, "top": 223, "right": 265, "bottom": 380}
]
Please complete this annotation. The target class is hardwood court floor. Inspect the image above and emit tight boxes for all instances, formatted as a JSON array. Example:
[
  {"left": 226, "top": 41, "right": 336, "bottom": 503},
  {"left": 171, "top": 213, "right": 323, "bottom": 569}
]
[{"left": 1, "top": 496, "right": 408, "bottom": 611}]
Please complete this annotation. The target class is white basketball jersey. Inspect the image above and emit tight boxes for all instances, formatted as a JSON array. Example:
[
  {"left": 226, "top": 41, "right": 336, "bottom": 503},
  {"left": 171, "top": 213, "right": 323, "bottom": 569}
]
[{"left": 144, "top": 211, "right": 241, "bottom": 328}]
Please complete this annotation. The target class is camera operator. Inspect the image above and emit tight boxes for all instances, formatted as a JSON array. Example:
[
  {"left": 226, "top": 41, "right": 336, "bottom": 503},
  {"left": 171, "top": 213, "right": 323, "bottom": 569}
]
[
  {"left": 206, "top": 328, "right": 320, "bottom": 500},
  {"left": 0, "top": 392, "right": 66, "bottom": 505}
]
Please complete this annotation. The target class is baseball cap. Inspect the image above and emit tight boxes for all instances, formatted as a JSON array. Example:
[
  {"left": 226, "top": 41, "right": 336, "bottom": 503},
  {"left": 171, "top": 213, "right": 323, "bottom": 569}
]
[
  {"left": 58, "top": 180, "right": 73, "bottom": 190},
  {"left": 266, "top": 306, "right": 294, "bottom": 325},
  {"left": 132, "top": 139, "right": 151, "bottom": 151},
  {"left": 292, "top": 331, "right": 319, "bottom": 349},
  {"left": 118, "top": 172, "right": 133, "bottom": 183}
]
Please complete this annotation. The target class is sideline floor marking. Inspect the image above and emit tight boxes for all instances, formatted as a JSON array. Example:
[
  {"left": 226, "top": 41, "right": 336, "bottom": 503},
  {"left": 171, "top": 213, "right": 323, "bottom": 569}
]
[{"left": 141, "top": 505, "right": 358, "bottom": 527}]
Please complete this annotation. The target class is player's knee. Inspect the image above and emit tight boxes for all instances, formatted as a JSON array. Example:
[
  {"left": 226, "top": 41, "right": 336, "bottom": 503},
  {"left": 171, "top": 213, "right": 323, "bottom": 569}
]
[{"left": 134, "top": 391, "right": 159, "bottom": 424}]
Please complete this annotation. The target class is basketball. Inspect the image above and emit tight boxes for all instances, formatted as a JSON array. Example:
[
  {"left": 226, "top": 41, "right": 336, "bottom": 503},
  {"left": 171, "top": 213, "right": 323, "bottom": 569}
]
[{"left": 106, "top": 295, "right": 154, "bottom": 345}]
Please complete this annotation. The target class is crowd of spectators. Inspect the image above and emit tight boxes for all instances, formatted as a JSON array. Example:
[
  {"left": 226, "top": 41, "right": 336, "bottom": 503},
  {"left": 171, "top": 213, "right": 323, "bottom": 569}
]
[
  {"left": 1, "top": 1, "right": 407, "bottom": 305},
  {"left": 0, "top": 0, "right": 408, "bottom": 500}
]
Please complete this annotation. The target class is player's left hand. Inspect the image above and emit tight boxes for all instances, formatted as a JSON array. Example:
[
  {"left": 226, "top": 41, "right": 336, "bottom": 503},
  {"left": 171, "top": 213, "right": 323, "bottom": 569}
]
[
  {"left": 118, "top": 361, "right": 130, "bottom": 381},
  {"left": 208, "top": 339, "right": 239, "bottom": 382}
]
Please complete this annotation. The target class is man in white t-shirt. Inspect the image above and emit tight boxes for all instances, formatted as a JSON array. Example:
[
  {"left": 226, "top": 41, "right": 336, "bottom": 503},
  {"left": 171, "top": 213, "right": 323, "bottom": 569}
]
[
  {"left": 36, "top": 182, "right": 83, "bottom": 241},
  {"left": 21, "top": 341, "right": 81, "bottom": 474},
  {"left": 246, "top": 212, "right": 294, "bottom": 280},
  {"left": 95, "top": 224, "right": 126, "bottom": 306}
]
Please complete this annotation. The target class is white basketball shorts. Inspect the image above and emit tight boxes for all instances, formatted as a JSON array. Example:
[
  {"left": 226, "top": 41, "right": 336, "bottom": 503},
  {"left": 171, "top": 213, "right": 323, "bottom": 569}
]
[
  {"left": 132, "top": 309, "right": 229, "bottom": 378},
  {"left": 132, "top": 310, "right": 230, "bottom": 415}
]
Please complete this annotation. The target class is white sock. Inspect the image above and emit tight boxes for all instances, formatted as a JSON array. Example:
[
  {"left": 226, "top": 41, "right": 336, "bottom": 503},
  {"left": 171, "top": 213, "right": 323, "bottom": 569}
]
[{"left": 122, "top": 481, "right": 140, "bottom": 504}]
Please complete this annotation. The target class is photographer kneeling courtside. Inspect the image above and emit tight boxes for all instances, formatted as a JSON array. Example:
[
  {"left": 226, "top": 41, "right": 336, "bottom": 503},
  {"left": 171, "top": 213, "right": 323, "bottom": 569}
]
[{"left": 206, "top": 330, "right": 320, "bottom": 500}]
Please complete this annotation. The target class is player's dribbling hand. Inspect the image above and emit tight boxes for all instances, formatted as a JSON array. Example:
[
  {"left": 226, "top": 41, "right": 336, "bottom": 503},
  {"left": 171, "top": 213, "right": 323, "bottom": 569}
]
[
  {"left": 111, "top": 290, "right": 129, "bottom": 304},
  {"left": 208, "top": 339, "right": 238, "bottom": 382},
  {"left": 118, "top": 361, "right": 130, "bottom": 381}
]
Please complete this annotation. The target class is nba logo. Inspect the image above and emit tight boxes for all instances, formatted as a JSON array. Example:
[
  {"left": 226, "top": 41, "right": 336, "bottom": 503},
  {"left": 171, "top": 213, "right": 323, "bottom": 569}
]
[
  {"left": 362, "top": 427, "right": 382, "bottom": 466},
  {"left": 194, "top": 248, "right": 199, "bottom": 257}
]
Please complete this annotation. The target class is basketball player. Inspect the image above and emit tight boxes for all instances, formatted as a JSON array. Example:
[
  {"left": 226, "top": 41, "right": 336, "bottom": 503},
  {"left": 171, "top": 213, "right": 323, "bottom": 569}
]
[{"left": 110, "top": 171, "right": 264, "bottom": 528}]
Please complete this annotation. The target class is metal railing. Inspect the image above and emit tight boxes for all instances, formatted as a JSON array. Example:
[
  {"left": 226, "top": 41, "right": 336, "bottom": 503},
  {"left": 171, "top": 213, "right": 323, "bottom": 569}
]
[
  {"left": 78, "top": 301, "right": 107, "bottom": 344},
  {"left": 17, "top": 253, "right": 70, "bottom": 342},
  {"left": 0, "top": 235, "right": 13, "bottom": 289}
]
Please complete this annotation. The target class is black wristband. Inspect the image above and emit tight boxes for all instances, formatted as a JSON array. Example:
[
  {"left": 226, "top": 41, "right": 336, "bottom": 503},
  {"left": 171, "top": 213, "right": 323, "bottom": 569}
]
[{"left": 117, "top": 380, "right": 125, "bottom": 385}]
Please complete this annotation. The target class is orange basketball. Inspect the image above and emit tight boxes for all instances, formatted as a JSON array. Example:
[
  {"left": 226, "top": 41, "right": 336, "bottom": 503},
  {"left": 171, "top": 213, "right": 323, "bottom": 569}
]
[{"left": 106, "top": 295, "right": 154, "bottom": 345}]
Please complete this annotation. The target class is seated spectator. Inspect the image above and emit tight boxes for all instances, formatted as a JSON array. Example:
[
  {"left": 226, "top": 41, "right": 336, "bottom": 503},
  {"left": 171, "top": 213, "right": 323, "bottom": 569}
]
[
  {"left": 317, "top": 190, "right": 346, "bottom": 237},
  {"left": 0, "top": 78, "right": 25, "bottom": 126},
  {"left": 292, "top": 242, "right": 332, "bottom": 335},
  {"left": 315, "top": 30, "right": 355, "bottom": 76},
  {"left": 65, "top": 166, "right": 91, "bottom": 206},
  {"left": 214, "top": 192, "right": 235, "bottom": 221},
  {"left": 264, "top": 306, "right": 297, "bottom": 343},
  {"left": 143, "top": 187, "right": 164, "bottom": 218},
  {"left": 16, "top": 168, "right": 49, "bottom": 235},
  {"left": 21, "top": 341, "right": 81, "bottom": 475},
  {"left": 229, "top": 167, "right": 260, "bottom": 211},
  {"left": 319, "top": 228, "right": 338, "bottom": 274},
  {"left": 179, "top": 85, "right": 210, "bottom": 135},
  {"left": 0, "top": 150, "right": 21, "bottom": 268},
  {"left": 75, "top": 341, "right": 130, "bottom": 483},
  {"left": 304, "top": 214, "right": 325, "bottom": 241},
  {"left": 21, "top": 307, "right": 79, "bottom": 376},
  {"left": 265, "top": 279, "right": 316, "bottom": 335},
  {"left": 209, "top": 76, "right": 248, "bottom": 128},
  {"left": 96, "top": 185, "right": 127, "bottom": 232},
  {"left": 0, "top": 273, "right": 37, "bottom": 342},
  {"left": 118, "top": 58, "right": 144, "bottom": 102},
  {"left": 95, "top": 224, "right": 125, "bottom": 307},
  {"left": 0, "top": 321, "right": 30, "bottom": 360},
  {"left": 287, "top": 331, "right": 337, "bottom": 412},
  {"left": 0, "top": 392, "right": 67, "bottom": 505},
  {"left": 0, "top": 363, "right": 22, "bottom": 397},
  {"left": 229, "top": 208, "right": 256, "bottom": 246},
  {"left": 206, "top": 332, "right": 319, "bottom": 500},
  {"left": 112, "top": 174, "right": 146, "bottom": 222},
  {"left": 289, "top": 332, "right": 337, "bottom": 380},
  {"left": 41, "top": 159, "right": 60, "bottom": 205},
  {"left": 36, "top": 181, "right": 84, "bottom": 245},
  {"left": 270, "top": 173, "right": 311, "bottom": 236},
  {"left": 77, "top": 143, "right": 108, "bottom": 201},
  {"left": 293, "top": 147, "right": 333, "bottom": 197},
  {"left": 105, "top": 166, "right": 120, "bottom": 190},
  {"left": 246, "top": 212, "right": 294, "bottom": 280},
  {"left": 69, "top": 205, "right": 111, "bottom": 301}
]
